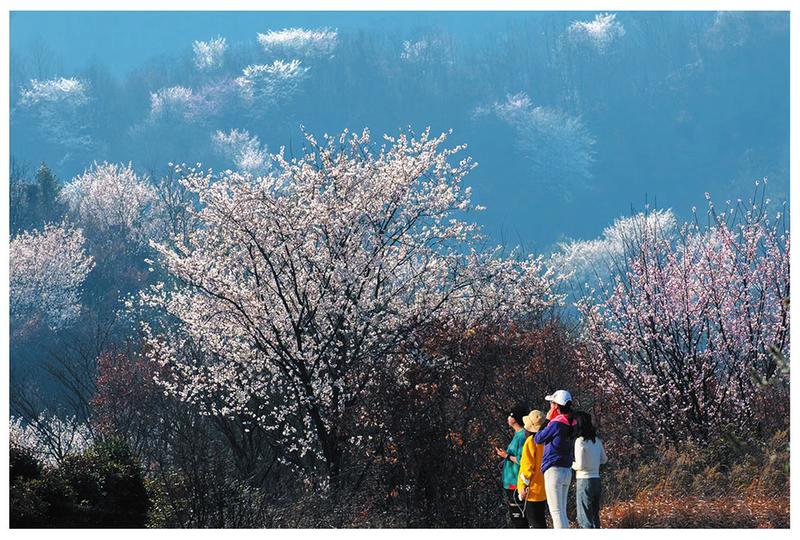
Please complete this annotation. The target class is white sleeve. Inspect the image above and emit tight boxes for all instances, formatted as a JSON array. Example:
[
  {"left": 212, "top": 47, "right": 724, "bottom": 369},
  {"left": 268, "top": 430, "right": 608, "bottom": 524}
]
[
  {"left": 599, "top": 439, "right": 608, "bottom": 465},
  {"left": 572, "top": 438, "right": 584, "bottom": 471}
]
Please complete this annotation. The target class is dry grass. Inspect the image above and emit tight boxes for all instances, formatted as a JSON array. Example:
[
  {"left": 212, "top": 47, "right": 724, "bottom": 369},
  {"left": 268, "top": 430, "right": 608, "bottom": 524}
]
[
  {"left": 602, "top": 493, "right": 789, "bottom": 528},
  {"left": 598, "top": 430, "right": 790, "bottom": 528}
]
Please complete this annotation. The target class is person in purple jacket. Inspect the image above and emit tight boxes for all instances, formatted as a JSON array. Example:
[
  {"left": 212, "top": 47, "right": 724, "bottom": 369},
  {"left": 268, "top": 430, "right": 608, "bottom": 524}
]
[{"left": 534, "top": 390, "right": 577, "bottom": 529}]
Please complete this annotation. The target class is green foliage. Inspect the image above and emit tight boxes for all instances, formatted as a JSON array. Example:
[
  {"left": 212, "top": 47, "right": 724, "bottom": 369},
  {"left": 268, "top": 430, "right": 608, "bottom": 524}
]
[
  {"left": 10, "top": 436, "right": 149, "bottom": 528},
  {"left": 10, "top": 445, "right": 41, "bottom": 483},
  {"left": 11, "top": 469, "right": 77, "bottom": 528},
  {"left": 61, "top": 436, "right": 150, "bottom": 527}
]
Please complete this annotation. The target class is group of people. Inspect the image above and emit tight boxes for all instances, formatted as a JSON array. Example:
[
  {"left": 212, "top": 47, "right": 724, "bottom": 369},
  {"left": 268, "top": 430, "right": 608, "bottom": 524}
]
[{"left": 495, "top": 390, "right": 608, "bottom": 529}]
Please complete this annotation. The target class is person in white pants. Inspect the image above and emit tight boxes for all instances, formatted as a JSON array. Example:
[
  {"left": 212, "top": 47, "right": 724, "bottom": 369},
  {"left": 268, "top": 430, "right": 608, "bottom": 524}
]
[
  {"left": 533, "top": 390, "right": 578, "bottom": 529},
  {"left": 544, "top": 466, "right": 573, "bottom": 528}
]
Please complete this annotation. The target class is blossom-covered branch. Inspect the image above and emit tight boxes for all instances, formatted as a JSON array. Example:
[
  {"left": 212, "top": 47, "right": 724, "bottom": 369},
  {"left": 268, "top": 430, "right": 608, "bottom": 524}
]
[
  {"left": 577, "top": 187, "right": 789, "bottom": 442},
  {"left": 142, "top": 128, "right": 560, "bottom": 479}
]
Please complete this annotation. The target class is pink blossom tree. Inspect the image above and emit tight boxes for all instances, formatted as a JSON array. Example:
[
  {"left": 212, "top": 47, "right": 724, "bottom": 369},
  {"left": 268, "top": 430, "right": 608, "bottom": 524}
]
[
  {"left": 577, "top": 186, "right": 789, "bottom": 442},
  {"left": 142, "top": 128, "right": 560, "bottom": 480}
]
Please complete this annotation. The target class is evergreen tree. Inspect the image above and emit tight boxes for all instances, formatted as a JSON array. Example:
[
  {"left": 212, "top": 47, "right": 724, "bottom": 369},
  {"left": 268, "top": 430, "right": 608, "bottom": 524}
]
[
  {"left": 35, "top": 161, "right": 63, "bottom": 224},
  {"left": 9, "top": 160, "right": 66, "bottom": 234}
]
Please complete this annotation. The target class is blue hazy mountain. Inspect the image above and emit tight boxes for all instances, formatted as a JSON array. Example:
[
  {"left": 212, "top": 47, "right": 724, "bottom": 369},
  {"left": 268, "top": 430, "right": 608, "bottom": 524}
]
[{"left": 10, "top": 11, "right": 789, "bottom": 251}]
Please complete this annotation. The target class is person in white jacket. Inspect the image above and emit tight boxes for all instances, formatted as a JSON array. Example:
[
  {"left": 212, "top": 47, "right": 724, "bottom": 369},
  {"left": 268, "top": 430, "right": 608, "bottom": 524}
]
[{"left": 571, "top": 411, "right": 608, "bottom": 528}]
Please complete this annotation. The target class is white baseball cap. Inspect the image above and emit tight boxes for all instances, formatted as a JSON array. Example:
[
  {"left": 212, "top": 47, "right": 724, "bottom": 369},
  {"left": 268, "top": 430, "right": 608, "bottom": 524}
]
[{"left": 545, "top": 390, "right": 573, "bottom": 406}]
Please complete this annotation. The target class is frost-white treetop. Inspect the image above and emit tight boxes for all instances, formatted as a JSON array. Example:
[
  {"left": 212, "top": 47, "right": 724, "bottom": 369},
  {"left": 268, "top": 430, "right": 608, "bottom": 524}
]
[
  {"left": 211, "top": 128, "right": 268, "bottom": 175},
  {"left": 60, "top": 162, "right": 163, "bottom": 245},
  {"left": 568, "top": 13, "right": 626, "bottom": 52},
  {"left": 17, "top": 77, "right": 92, "bottom": 150},
  {"left": 477, "top": 92, "right": 595, "bottom": 188},
  {"left": 19, "top": 77, "right": 90, "bottom": 106},
  {"left": 10, "top": 224, "right": 94, "bottom": 329},
  {"left": 149, "top": 86, "right": 196, "bottom": 120},
  {"left": 193, "top": 36, "right": 227, "bottom": 71},
  {"left": 235, "top": 60, "right": 309, "bottom": 107},
  {"left": 399, "top": 36, "right": 455, "bottom": 65},
  {"left": 257, "top": 27, "right": 338, "bottom": 57},
  {"left": 551, "top": 209, "right": 677, "bottom": 289}
]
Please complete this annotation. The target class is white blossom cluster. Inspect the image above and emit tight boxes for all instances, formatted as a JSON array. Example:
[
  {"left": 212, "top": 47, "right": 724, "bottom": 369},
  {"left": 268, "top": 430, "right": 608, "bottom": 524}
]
[
  {"left": 568, "top": 13, "right": 626, "bottom": 53},
  {"left": 17, "top": 77, "right": 92, "bottom": 150},
  {"left": 211, "top": 128, "right": 269, "bottom": 175},
  {"left": 450, "top": 249, "right": 564, "bottom": 326},
  {"left": 257, "top": 27, "right": 338, "bottom": 57},
  {"left": 19, "top": 77, "right": 90, "bottom": 107},
  {"left": 10, "top": 224, "right": 94, "bottom": 329},
  {"left": 550, "top": 209, "right": 677, "bottom": 290},
  {"left": 193, "top": 36, "right": 227, "bottom": 71},
  {"left": 10, "top": 415, "right": 92, "bottom": 467},
  {"left": 476, "top": 92, "right": 595, "bottom": 190},
  {"left": 149, "top": 86, "right": 198, "bottom": 121},
  {"left": 60, "top": 162, "right": 163, "bottom": 245},
  {"left": 235, "top": 60, "right": 309, "bottom": 112},
  {"left": 142, "top": 128, "right": 560, "bottom": 472},
  {"left": 9, "top": 416, "right": 39, "bottom": 450}
]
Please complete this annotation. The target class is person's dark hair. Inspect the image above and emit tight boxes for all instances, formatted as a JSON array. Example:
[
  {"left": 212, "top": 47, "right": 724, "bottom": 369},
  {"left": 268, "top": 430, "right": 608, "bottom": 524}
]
[
  {"left": 554, "top": 400, "right": 577, "bottom": 437},
  {"left": 574, "top": 411, "right": 597, "bottom": 442},
  {"left": 555, "top": 400, "right": 574, "bottom": 418},
  {"left": 509, "top": 403, "right": 528, "bottom": 427}
]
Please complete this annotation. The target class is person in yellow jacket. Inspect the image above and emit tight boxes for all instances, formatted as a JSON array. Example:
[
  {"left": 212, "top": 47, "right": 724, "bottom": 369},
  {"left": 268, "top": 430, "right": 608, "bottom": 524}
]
[{"left": 517, "top": 409, "right": 548, "bottom": 528}]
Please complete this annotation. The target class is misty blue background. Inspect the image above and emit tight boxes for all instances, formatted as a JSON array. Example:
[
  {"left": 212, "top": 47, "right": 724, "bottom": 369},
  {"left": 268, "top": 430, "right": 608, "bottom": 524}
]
[{"left": 10, "top": 11, "right": 790, "bottom": 251}]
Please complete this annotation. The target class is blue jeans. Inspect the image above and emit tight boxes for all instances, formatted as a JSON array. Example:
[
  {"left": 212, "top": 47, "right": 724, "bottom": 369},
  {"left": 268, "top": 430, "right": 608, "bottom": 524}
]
[{"left": 576, "top": 477, "right": 602, "bottom": 528}]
